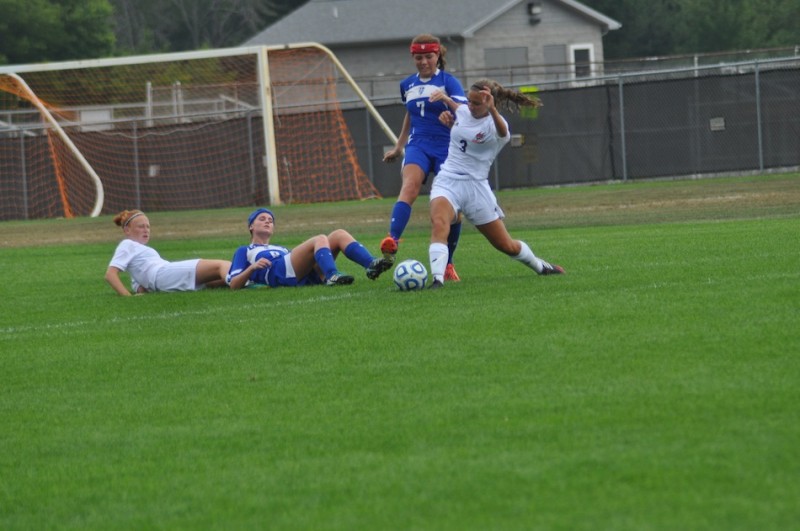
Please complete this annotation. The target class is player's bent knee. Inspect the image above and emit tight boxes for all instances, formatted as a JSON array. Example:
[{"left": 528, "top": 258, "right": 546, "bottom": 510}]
[{"left": 329, "top": 228, "right": 351, "bottom": 240}]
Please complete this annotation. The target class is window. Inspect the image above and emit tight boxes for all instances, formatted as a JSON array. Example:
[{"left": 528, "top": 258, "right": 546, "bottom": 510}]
[{"left": 569, "top": 44, "right": 595, "bottom": 79}]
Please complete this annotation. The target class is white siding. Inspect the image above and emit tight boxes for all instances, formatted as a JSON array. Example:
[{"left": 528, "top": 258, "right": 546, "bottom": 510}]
[
  {"left": 288, "top": 0, "right": 611, "bottom": 98},
  {"left": 464, "top": 0, "right": 605, "bottom": 85}
]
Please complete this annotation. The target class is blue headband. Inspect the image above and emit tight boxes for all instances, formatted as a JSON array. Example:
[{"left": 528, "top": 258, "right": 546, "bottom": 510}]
[{"left": 248, "top": 208, "right": 274, "bottom": 228}]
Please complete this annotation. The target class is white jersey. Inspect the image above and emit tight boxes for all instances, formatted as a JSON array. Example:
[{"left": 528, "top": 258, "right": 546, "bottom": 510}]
[
  {"left": 437, "top": 105, "right": 511, "bottom": 181},
  {"left": 109, "top": 239, "right": 170, "bottom": 292}
]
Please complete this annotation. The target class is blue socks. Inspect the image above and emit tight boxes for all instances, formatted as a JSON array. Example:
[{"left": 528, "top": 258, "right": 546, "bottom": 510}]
[
  {"left": 389, "top": 201, "right": 412, "bottom": 240},
  {"left": 318, "top": 242, "right": 376, "bottom": 279},
  {"left": 344, "top": 241, "right": 374, "bottom": 268},
  {"left": 314, "top": 248, "right": 339, "bottom": 278},
  {"left": 447, "top": 221, "right": 461, "bottom": 264}
]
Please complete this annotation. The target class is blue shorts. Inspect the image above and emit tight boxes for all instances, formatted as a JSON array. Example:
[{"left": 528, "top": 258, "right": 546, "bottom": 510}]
[
  {"left": 266, "top": 253, "right": 323, "bottom": 287},
  {"left": 403, "top": 135, "right": 450, "bottom": 183}
]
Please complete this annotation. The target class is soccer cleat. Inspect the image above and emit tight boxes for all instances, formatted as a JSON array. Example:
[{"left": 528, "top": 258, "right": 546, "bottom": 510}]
[
  {"left": 429, "top": 279, "right": 444, "bottom": 290},
  {"left": 538, "top": 261, "right": 565, "bottom": 275},
  {"left": 380, "top": 236, "right": 398, "bottom": 264},
  {"left": 325, "top": 272, "right": 355, "bottom": 286},
  {"left": 366, "top": 257, "right": 393, "bottom": 280},
  {"left": 444, "top": 263, "right": 461, "bottom": 282}
]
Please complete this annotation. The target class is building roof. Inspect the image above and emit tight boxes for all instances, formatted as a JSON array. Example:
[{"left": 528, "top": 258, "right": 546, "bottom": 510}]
[{"left": 245, "top": 0, "right": 621, "bottom": 46}]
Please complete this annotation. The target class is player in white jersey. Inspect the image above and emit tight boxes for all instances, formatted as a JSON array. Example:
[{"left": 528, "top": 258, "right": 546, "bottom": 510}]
[
  {"left": 426, "top": 80, "right": 565, "bottom": 289},
  {"left": 105, "top": 209, "right": 230, "bottom": 296},
  {"left": 381, "top": 34, "right": 467, "bottom": 281},
  {"left": 226, "top": 208, "right": 392, "bottom": 289}
]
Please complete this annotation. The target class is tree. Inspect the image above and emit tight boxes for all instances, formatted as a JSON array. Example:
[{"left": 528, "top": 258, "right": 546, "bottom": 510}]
[
  {"left": 583, "top": 0, "right": 799, "bottom": 59},
  {"left": 0, "top": 0, "right": 114, "bottom": 65},
  {"left": 582, "top": 0, "right": 684, "bottom": 58},
  {"left": 109, "top": 0, "right": 308, "bottom": 54},
  {"left": 675, "top": 0, "right": 800, "bottom": 53}
]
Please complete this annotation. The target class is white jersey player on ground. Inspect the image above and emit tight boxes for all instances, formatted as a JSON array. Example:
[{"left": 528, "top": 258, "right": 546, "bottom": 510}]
[
  {"left": 426, "top": 79, "right": 565, "bottom": 289},
  {"left": 105, "top": 209, "right": 230, "bottom": 296}
]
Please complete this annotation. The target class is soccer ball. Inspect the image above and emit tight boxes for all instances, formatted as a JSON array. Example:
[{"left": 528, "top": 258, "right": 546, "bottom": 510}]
[{"left": 393, "top": 259, "right": 428, "bottom": 291}]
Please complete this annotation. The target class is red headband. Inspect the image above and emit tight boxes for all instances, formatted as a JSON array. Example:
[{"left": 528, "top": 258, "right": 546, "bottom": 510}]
[{"left": 410, "top": 43, "right": 440, "bottom": 55}]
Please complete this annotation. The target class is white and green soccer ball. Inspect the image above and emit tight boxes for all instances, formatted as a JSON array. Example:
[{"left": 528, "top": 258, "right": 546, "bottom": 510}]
[{"left": 393, "top": 259, "right": 428, "bottom": 291}]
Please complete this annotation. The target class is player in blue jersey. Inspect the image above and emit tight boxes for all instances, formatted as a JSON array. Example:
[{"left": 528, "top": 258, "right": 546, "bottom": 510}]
[
  {"left": 381, "top": 34, "right": 467, "bottom": 281},
  {"left": 226, "top": 208, "right": 393, "bottom": 290},
  {"left": 426, "top": 80, "right": 565, "bottom": 289},
  {"left": 105, "top": 209, "right": 231, "bottom": 296}
]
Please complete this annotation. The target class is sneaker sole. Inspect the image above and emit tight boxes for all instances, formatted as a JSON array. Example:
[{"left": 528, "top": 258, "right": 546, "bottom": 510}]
[
  {"left": 327, "top": 275, "right": 355, "bottom": 286},
  {"left": 540, "top": 265, "right": 565, "bottom": 275},
  {"left": 366, "top": 259, "right": 393, "bottom": 280}
]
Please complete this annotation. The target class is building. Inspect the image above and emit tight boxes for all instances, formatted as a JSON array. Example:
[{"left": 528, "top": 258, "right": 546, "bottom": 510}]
[{"left": 245, "top": 0, "right": 621, "bottom": 99}]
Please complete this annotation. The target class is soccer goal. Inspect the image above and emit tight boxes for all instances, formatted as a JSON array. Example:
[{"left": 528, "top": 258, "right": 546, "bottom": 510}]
[{"left": 0, "top": 44, "right": 397, "bottom": 220}]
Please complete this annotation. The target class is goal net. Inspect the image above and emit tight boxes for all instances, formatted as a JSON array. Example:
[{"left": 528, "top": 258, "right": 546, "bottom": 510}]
[{"left": 0, "top": 44, "right": 395, "bottom": 220}]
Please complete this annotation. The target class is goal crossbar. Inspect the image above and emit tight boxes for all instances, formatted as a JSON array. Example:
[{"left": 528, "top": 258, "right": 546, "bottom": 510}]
[{"left": 0, "top": 43, "right": 396, "bottom": 217}]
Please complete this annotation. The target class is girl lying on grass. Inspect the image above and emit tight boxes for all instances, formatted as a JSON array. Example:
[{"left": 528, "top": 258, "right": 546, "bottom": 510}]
[
  {"left": 105, "top": 209, "right": 230, "bottom": 296},
  {"left": 226, "top": 208, "right": 392, "bottom": 289}
]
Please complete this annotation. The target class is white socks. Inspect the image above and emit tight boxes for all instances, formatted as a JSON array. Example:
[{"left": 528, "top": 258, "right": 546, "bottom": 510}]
[
  {"left": 430, "top": 240, "right": 543, "bottom": 280},
  {"left": 513, "top": 241, "right": 544, "bottom": 273},
  {"left": 428, "top": 242, "right": 448, "bottom": 283}
]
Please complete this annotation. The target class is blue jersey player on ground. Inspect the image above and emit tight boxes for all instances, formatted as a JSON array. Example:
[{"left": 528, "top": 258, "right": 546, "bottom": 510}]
[
  {"left": 381, "top": 34, "right": 467, "bottom": 282},
  {"left": 227, "top": 208, "right": 392, "bottom": 290}
]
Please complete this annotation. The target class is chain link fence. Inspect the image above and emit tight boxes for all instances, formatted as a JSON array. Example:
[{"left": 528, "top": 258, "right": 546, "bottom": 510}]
[
  {"left": 355, "top": 56, "right": 800, "bottom": 196},
  {"left": 2, "top": 54, "right": 798, "bottom": 219}
]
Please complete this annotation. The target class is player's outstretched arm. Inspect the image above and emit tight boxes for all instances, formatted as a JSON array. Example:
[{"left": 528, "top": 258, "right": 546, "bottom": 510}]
[
  {"left": 383, "top": 113, "right": 411, "bottom": 162},
  {"left": 105, "top": 266, "right": 131, "bottom": 296}
]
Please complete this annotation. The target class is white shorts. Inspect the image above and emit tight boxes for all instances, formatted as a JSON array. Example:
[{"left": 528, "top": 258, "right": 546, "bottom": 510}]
[
  {"left": 154, "top": 259, "right": 201, "bottom": 292},
  {"left": 430, "top": 175, "right": 505, "bottom": 226}
]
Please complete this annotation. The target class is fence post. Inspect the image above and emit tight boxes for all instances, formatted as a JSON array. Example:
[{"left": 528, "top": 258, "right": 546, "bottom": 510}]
[
  {"left": 247, "top": 111, "right": 257, "bottom": 203},
  {"left": 20, "top": 133, "right": 28, "bottom": 219},
  {"left": 133, "top": 121, "right": 141, "bottom": 209},
  {"left": 618, "top": 76, "right": 628, "bottom": 181},
  {"left": 754, "top": 60, "right": 764, "bottom": 172},
  {"left": 365, "top": 107, "right": 374, "bottom": 183},
  {"left": 145, "top": 81, "right": 153, "bottom": 128}
]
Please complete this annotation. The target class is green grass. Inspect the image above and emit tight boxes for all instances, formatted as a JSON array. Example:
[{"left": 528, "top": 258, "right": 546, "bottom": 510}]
[{"left": 1, "top": 174, "right": 799, "bottom": 530}]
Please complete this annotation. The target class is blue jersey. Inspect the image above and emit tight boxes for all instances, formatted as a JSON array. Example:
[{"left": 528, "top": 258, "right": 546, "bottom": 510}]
[
  {"left": 400, "top": 69, "right": 466, "bottom": 142},
  {"left": 227, "top": 243, "right": 289, "bottom": 287}
]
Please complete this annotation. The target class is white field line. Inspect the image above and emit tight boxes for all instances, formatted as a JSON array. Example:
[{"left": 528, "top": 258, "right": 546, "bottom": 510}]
[{"left": 0, "top": 291, "right": 362, "bottom": 337}]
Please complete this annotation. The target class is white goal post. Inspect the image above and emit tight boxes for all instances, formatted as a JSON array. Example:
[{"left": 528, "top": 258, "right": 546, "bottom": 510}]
[
  {"left": 0, "top": 43, "right": 398, "bottom": 218},
  {"left": 256, "top": 43, "right": 398, "bottom": 205}
]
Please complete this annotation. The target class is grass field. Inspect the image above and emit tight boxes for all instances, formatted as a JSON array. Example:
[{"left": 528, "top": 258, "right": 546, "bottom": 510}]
[{"left": 1, "top": 174, "right": 799, "bottom": 530}]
